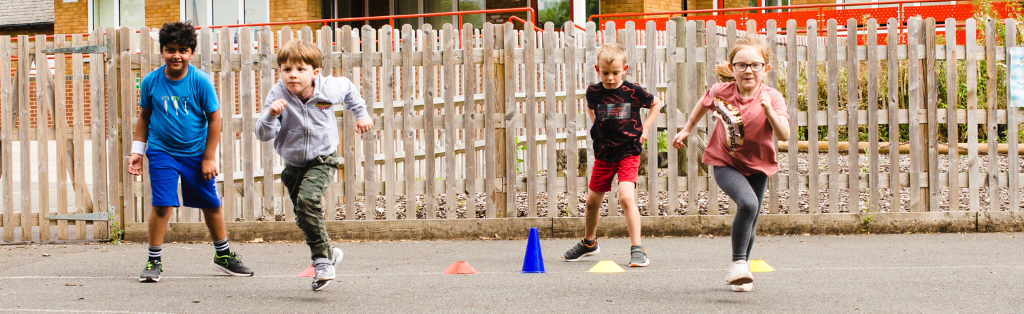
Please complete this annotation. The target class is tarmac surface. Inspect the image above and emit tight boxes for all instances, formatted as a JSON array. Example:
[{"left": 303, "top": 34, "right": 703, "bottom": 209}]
[{"left": 0, "top": 232, "right": 1022, "bottom": 313}]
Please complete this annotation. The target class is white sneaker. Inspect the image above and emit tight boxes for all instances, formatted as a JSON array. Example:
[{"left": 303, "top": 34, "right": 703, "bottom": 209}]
[
  {"left": 726, "top": 260, "right": 753, "bottom": 285},
  {"left": 731, "top": 283, "right": 753, "bottom": 292}
]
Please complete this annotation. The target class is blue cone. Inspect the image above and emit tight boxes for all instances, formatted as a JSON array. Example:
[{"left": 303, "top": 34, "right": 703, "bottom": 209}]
[{"left": 522, "top": 227, "right": 545, "bottom": 273}]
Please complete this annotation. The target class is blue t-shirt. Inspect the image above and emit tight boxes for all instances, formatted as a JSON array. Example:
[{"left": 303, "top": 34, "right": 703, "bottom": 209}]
[{"left": 139, "top": 64, "right": 220, "bottom": 157}]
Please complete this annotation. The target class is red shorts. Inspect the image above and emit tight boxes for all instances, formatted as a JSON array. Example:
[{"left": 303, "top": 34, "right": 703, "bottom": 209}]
[{"left": 588, "top": 155, "right": 640, "bottom": 192}]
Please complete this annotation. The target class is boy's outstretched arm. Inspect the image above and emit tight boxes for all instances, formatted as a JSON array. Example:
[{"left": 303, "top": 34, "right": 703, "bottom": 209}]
[
  {"left": 127, "top": 108, "right": 152, "bottom": 176},
  {"left": 640, "top": 98, "right": 664, "bottom": 144},
  {"left": 203, "top": 110, "right": 222, "bottom": 181}
]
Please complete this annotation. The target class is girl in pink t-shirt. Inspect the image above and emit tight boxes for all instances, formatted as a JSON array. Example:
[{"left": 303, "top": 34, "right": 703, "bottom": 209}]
[{"left": 671, "top": 35, "right": 791, "bottom": 292}]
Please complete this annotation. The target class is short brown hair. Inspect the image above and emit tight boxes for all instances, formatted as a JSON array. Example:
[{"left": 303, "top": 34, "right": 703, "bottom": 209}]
[
  {"left": 277, "top": 40, "right": 322, "bottom": 69},
  {"left": 596, "top": 42, "right": 626, "bottom": 65}
]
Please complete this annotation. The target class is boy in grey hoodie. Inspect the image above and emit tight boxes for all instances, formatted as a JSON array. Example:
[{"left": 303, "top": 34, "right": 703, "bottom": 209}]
[{"left": 255, "top": 40, "right": 373, "bottom": 291}]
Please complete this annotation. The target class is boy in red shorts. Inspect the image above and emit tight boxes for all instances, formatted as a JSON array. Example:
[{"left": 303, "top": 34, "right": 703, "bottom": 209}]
[{"left": 562, "top": 42, "right": 663, "bottom": 267}]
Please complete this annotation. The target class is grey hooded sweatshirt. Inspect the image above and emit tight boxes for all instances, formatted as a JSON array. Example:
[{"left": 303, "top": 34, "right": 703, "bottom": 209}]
[{"left": 255, "top": 75, "right": 370, "bottom": 167}]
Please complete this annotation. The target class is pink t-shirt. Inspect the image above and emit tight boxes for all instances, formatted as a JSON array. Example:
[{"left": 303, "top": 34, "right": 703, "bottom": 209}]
[{"left": 700, "top": 82, "right": 789, "bottom": 177}]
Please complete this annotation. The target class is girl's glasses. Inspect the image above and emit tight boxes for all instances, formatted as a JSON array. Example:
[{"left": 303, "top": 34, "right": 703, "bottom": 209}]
[{"left": 732, "top": 62, "right": 765, "bottom": 72}]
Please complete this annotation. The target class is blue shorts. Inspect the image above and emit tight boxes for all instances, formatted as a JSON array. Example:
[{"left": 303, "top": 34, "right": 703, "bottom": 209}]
[{"left": 147, "top": 148, "right": 221, "bottom": 209}]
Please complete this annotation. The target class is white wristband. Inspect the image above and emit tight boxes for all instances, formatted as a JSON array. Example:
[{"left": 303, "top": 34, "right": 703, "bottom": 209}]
[{"left": 131, "top": 141, "right": 147, "bottom": 156}]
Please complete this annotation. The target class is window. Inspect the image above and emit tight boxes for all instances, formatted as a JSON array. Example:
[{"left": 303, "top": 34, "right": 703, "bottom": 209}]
[
  {"left": 182, "top": 0, "right": 269, "bottom": 27},
  {"left": 91, "top": 0, "right": 145, "bottom": 30},
  {"left": 332, "top": 0, "right": 486, "bottom": 30},
  {"left": 539, "top": 0, "right": 570, "bottom": 27}
]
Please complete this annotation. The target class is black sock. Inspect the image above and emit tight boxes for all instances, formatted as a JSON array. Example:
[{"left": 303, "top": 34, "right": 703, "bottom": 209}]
[
  {"left": 213, "top": 238, "right": 231, "bottom": 256},
  {"left": 583, "top": 238, "right": 595, "bottom": 246},
  {"left": 148, "top": 245, "right": 162, "bottom": 262}
]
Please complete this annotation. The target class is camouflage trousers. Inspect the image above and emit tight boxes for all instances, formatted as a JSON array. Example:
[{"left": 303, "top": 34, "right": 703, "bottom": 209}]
[{"left": 281, "top": 154, "right": 339, "bottom": 261}]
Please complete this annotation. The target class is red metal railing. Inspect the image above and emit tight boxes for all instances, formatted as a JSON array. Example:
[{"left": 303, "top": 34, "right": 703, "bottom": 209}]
[
  {"left": 206, "top": 7, "right": 536, "bottom": 33},
  {"left": 507, "top": 16, "right": 586, "bottom": 31},
  {"left": 589, "top": 0, "right": 1016, "bottom": 32}
]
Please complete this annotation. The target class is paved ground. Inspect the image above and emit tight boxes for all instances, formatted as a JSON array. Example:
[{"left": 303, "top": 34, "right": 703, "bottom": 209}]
[{"left": 0, "top": 232, "right": 1022, "bottom": 313}]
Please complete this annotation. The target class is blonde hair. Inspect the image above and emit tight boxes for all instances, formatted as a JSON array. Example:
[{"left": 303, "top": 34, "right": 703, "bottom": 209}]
[
  {"left": 596, "top": 42, "right": 627, "bottom": 65},
  {"left": 715, "top": 35, "right": 772, "bottom": 82},
  {"left": 277, "top": 40, "right": 322, "bottom": 69}
]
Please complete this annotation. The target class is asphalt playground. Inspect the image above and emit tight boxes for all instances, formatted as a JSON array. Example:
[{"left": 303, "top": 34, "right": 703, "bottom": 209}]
[{"left": 1, "top": 232, "right": 1022, "bottom": 313}]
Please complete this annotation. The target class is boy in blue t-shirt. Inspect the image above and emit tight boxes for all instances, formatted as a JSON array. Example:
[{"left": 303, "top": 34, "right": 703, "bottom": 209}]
[{"left": 127, "top": 21, "right": 253, "bottom": 282}]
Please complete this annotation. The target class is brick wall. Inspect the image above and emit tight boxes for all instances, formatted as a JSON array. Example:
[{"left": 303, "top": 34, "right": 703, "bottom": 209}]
[
  {"left": 269, "top": 0, "right": 323, "bottom": 35},
  {"left": 55, "top": 0, "right": 89, "bottom": 35},
  {"left": 146, "top": 0, "right": 181, "bottom": 30}
]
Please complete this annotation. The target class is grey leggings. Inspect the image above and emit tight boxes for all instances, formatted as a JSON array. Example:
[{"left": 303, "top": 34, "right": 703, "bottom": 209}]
[{"left": 714, "top": 166, "right": 768, "bottom": 262}]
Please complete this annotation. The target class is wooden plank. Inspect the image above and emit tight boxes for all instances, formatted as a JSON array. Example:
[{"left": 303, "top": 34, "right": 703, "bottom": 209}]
[
  {"left": 685, "top": 21, "right": 698, "bottom": 215},
  {"left": 845, "top": 19, "right": 859, "bottom": 214},
  {"left": 766, "top": 20, "right": 780, "bottom": 214},
  {"left": 524, "top": 22, "right": 538, "bottom": 217},
  {"left": 645, "top": 21, "right": 659, "bottom": 216},
  {"left": 985, "top": 18, "right": 999, "bottom": 212},
  {"left": 564, "top": 21, "right": 580, "bottom": 217},
  {"left": 1, "top": 36, "right": 11, "bottom": 241},
  {"left": 139, "top": 29, "right": 152, "bottom": 225},
  {"left": 218, "top": 28, "right": 237, "bottom": 222},
  {"left": 807, "top": 20, "right": 820, "bottom": 214},
  {"left": 666, "top": 19, "right": 681, "bottom": 216},
  {"left": 72, "top": 34, "right": 89, "bottom": 238},
  {"left": 705, "top": 21, "right": 718, "bottom": 214},
  {"left": 482, "top": 23, "right": 497, "bottom": 218},
  {"left": 867, "top": 19, "right": 880, "bottom": 213},
  {"left": 726, "top": 20, "right": 739, "bottom": 215},
  {"left": 925, "top": 19, "right": 939, "bottom": 212},
  {"left": 887, "top": 18, "right": 900, "bottom": 212},
  {"left": 239, "top": 27, "right": 256, "bottom": 221},
  {"left": 379, "top": 26, "right": 396, "bottom": 220},
  {"left": 422, "top": 24, "right": 437, "bottom": 219},
  {"left": 361, "top": 26, "right": 379, "bottom": 219},
  {"left": 945, "top": 18, "right": 959, "bottom": 212},
  {"left": 441, "top": 24, "right": 457, "bottom": 219},
  {"left": 35, "top": 34, "right": 52, "bottom": 241},
  {"left": 826, "top": 20, "right": 839, "bottom": 213},
  {"left": 119, "top": 48, "right": 133, "bottom": 228},
  {"left": 18, "top": 35, "right": 32, "bottom": 240},
  {"left": 105, "top": 28, "right": 121, "bottom": 230},
  {"left": 786, "top": 20, "right": 799, "bottom": 214},
  {"left": 461, "top": 24, "right": 477, "bottom": 218},
  {"left": 1007, "top": 19, "right": 1020, "bottom": 212},
  {"left": 259, "top": 27, "right": 276, "bottom": 219},
  {"left": 502, "top": 23, "right": 515, "bottom": 218},
  {"left": 966, "top": 19, "right": 979, "bottom": 212},
  {"left": 401, "top": 25, "right": 417, "bottom": 219},
  {"left": 280, "top": 26, "right": 298, "bottom": 221},
  {"left": 543, "top": 22, "right": 558, "bottom": 217},
  {"left": 54, "top": 35, "right": 69, "bottom": 239},
  {"left": 907, "top": 18, "right": 923, "bottom": 212}
]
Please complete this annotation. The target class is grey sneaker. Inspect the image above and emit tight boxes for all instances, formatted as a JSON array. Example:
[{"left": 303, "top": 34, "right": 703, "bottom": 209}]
[
  {"left": 139, "top": 261, "right": 162, "bottom": 283},
  {"left": 629, "top": 245, "right": 650, "bottom": 267},
  {"left": 212, "top": 252, "right": 254, "bottom": 276},
  {"left": 311, "top": 247, "right": 343, "bottom": 291},
  {"left": 562, "top": 240, "right": 600, "bottom": 262}
]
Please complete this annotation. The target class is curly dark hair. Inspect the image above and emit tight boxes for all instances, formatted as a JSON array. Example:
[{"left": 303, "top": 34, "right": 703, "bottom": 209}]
[{"left": 158, "top": 21, "right": 197, "bottom": 51}]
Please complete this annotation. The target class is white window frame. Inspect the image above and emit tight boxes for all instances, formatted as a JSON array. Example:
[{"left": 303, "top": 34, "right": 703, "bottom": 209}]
[
  {"left": 179, "top": 0, "right": 269, "bottom": 27},
  {"left": 89, "top": 0, "right": 144, "bottom": 30}
]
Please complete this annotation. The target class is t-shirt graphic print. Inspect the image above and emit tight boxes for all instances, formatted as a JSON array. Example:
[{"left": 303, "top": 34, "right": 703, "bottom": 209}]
[{"left": 586, "top": 81, "right": 654, "bottom": 163}]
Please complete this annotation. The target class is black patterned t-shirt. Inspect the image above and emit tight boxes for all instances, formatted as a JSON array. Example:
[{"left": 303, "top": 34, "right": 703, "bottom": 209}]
[{"left": 586, "top": 81, "right": 655, "bottom": 163}]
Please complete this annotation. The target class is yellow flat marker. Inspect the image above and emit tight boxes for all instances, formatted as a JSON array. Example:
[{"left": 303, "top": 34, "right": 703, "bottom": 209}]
[
  {"left": 750, "top": 260, "right": 775, "bottom": 272},
  {"left": 588, "top": 260, "right": 625, "bottom": 273}
]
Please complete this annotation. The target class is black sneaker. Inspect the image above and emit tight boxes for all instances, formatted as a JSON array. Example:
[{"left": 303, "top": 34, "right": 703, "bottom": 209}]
[
  {"left": 212, "top": 252, "right": 254, "bottom": 276},
  {"left": 629, "top": 245, "right": 649, "bottom": 267},
  {"left": 562, "top": 240, "right": 600, "bottom": 262},
  {"left": 139, "top": 261, "right": 162, "bottom": 282}
]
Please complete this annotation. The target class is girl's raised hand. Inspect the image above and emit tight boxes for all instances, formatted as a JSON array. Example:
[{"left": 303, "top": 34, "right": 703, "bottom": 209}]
[{"left": 759, "top": 92, "right": 773, "bottom": 116}]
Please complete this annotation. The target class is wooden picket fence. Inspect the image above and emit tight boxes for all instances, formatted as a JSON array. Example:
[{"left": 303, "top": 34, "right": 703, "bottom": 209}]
[{"left": 1, "top": 17, "right": 1022, "bottom": 243}]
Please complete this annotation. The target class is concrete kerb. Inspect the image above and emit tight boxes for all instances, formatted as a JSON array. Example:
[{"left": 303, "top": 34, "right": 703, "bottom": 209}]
[{"left": 122, "top": 211, "right": 1024, "bottom": 243}]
